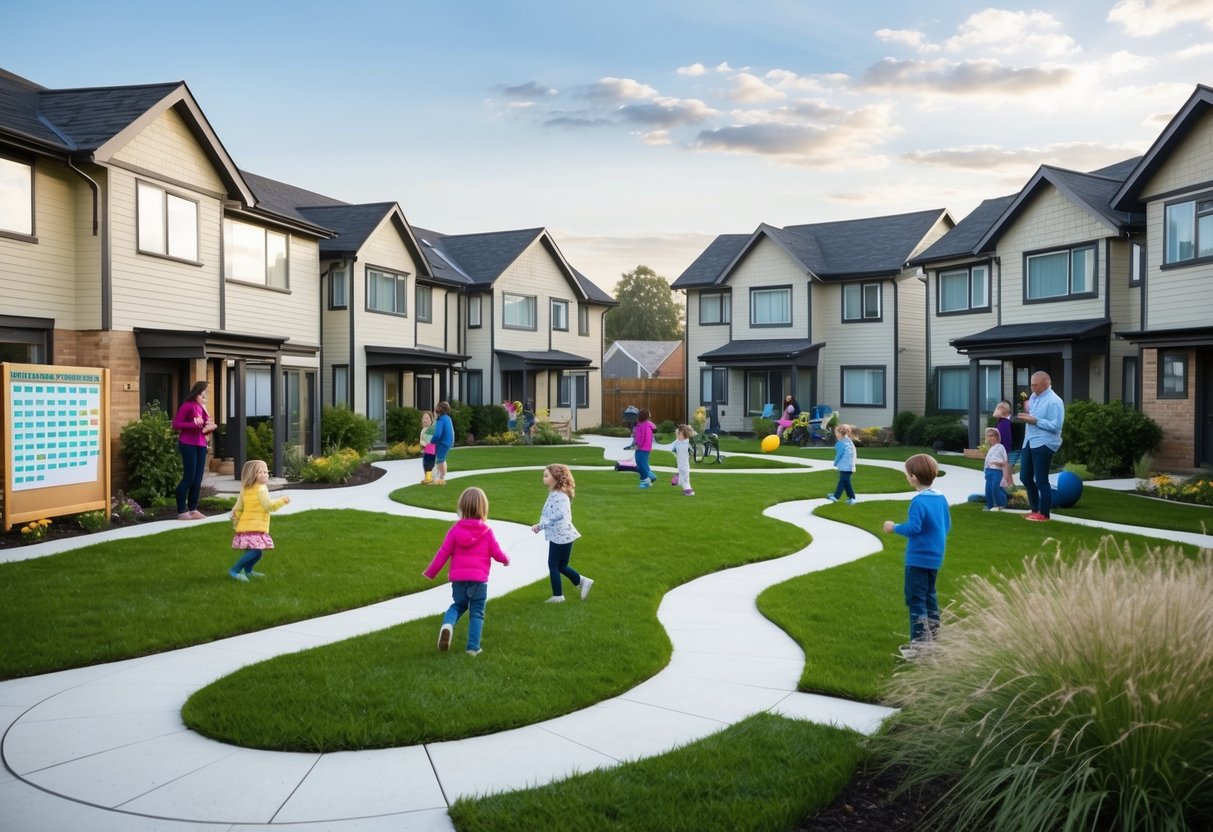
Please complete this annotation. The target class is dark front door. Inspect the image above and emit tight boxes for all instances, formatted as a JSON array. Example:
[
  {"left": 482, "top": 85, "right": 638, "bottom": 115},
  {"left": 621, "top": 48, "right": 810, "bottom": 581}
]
[
  {"left": 141, "top": 359, "right": 184, "bottom": 416},
  {"left": 1200, "top": 348, "right": 1213, "bottom": 467}
]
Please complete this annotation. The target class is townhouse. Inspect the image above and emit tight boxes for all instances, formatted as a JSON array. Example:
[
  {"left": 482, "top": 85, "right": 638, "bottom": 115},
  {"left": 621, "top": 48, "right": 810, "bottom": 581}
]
[{"left": 672, "top": 210, "right": 953, "bottom": 433}]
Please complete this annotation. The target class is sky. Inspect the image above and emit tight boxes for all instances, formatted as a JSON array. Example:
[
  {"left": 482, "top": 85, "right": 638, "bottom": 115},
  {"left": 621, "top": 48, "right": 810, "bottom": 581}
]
[{"left": 6, "top": 1, "right": 1213, "bottom": 292}]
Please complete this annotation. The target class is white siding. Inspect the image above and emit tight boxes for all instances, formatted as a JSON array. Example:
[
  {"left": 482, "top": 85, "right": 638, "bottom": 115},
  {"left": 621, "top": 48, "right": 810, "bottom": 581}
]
[
  {"left": 110, "top": 106, "right": 225, "bottom": 195},
  {"left": 1, "top": 159, "right": 79, "bottom": 328},
  {"left": 225, "top": 234, "right": 321, "bottom": 346}
]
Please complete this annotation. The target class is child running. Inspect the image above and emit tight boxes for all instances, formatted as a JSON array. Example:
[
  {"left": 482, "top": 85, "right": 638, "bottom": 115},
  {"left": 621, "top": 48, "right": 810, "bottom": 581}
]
[
  {"left": 229, "top": 459, "right": 290, "bottom": 581},
  {"left": 669, "top": 424, "right": 695, "bottom": 496},
  {"left": 632, "top": 408, "right": 657, "bottom": 488},
  {"left": 532, "top": 464, "right": 592, "bottom": 602},
  {"left": 419, "top": 410, "right": 437, "bottom": 484},
  {"left": 826, "top": 423, "right": 857, "bottom": 504},
  {"left": 424, "top": 487, "right": 510, "bottom": 656}
]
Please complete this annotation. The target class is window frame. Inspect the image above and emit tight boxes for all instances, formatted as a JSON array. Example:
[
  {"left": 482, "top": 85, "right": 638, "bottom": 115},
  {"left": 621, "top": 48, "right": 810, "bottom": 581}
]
[
  {"left": 578, "top": 304, "right": 589, "bottom": 336},
  {"left": 1122, "top": 356, "right": 1138, "bottom": 410},
  {"left": 0, "top": 153, "right": 35, "bottom": 241},
  {"left": 468, "top": 294, "right": 482, "bottom": 328},
  {"left": 466, "top": 369, "right": 483, "bottom": 406},
  {"left": 840, "top": 365, "right": 886, "bottom": 408},
  {"left": 551, "top": 298, "right": 569, "bottom": 332},
  {"left": 1129, "top": 241, "right": 1144, "bottom": 287},
  {"left": 365, "top": 266, "right": 408, "bottom": 316},
  {"left": 137, "top": 180, "right": 200, "bottom": 264},
  {"left": 1162, "top": 192, "right": 1213, "bottom": 267},
  {"left": 223, "top": 218, "right": 289, "bottom": 290},
  {"left": 842, "top": 281, "right": 883, "bottom": 323},
  {"left": 416, "top": 284, "right": 433, "bottom": 323},
  {"left": 558, "top": 373, "right": 589, "bottom": 408},
  {"left": 1158, "top": 351, "right": 1188, "bottom": 399},
  {"left": 503, "top": 292, "right": 537, "bottom": 330},
  {"left": 699, "top": 291, "right": 731, "bottom": 326},
  {"left": 749, "top": 285, "right": 792, "bottom": 328},
  {"left": 936, "top": 263, "right": 991, "bottom": 315},
  {"left": 700, "top": 367, "right": 728, "bottom": 405},
  {"left": 332, "top": 364, "right": 349, "bottom": 407},
  {"left": 936, "top": 366, "right": 969, "bottom": 413},
  {"left": 1023, "top": 242, "right": 1099, "bottom": 303},
  {"left": 328, "top": 267, "right": 348, "bottom": 310}
]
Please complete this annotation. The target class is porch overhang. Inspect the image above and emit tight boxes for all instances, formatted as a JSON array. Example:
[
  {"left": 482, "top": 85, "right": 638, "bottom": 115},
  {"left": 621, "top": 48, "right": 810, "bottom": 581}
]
[
  {"left": 495, "top": 349, "right": 595, "bottom": 372},
  {"left": 1115, "top": 326, "right": 1213, "bottom": 348},
  {"left": 134, "top": 328, "right": 289, "bottom": 360},
  {"left": 364, "top": 345, "right": 470, "bottom": 369},
  {"left": 949, "top": 318, "right": 1111, "bottom": 359},
  {"left": 697, "top": 339, "right": 824, "bottom": 368}
]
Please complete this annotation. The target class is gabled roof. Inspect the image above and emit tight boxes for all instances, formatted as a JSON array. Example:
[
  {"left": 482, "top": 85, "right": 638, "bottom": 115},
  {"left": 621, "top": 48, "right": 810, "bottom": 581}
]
[
  {"left": 671, "top": 234, "right": 750, "bottom": 288},
  {"left": 1112, "top": 84, "right": 1213, "bottom": 212},
  {"left": 606, "top": 340, "right": 682, "bottom": 374},
  {"left": 910, "top": 194, "right": 1016, "bottom": 265},
  {"left": 976, "top": 159, "right": 1144, "bottom": 251}
]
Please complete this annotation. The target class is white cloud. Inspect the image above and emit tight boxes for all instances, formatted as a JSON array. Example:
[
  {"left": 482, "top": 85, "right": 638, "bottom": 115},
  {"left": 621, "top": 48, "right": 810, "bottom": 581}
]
[
  {"left": 639, "top": 129, "right": 672, "bottom": 145},
  {"left": 875, "top": 28, "right": 939, "bottom": 53},
  {"left": 945, "top": 9, "right": 1080, "bottom": 57},
  {"left": 1107, "top": 0, "right": 1213, "bottom": 36},
  {"left": 715, "top": 62, "right": 740, "bottom": 73},
  {"left": 860, "top": 57, "right": 1073, "bottom": 96},
  {"left": 618, "top": 96, "right": 718, "bottom": 128},
  {"left": 763, "top": 68, "right": 842, "bottom": 92},
  {"left": 507, "top": 101, "right": 535, "bottom": 110},
  {"left": 578, "top": 77, "right": 659, "bottom": 102},
  {"left": 903, "top": 141, "right": 1147, "bottom": 173},
  {"left": 497, "top": 81, "right": 557, "bottom": 98},
  {"left": 1176, "top": 42, "right": 1213, "bottom": 58},
  {"left": 727, "top": 72, "right": 786, "bottom": 103},
  {"left": 676, "top": 63, "right": 707, "bottom": 76}
]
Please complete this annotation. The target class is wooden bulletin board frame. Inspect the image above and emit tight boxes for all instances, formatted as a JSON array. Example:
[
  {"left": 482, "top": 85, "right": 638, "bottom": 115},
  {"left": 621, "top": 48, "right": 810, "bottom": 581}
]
[{"left": 2, "top": 363, "right": 111, "bottom": 531}]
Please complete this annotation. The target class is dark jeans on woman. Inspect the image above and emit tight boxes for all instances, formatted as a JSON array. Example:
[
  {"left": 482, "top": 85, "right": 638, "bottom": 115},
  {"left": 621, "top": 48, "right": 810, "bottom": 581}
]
[
  {"left": 176, "top": 442, "right": 208, "bottom": 513},
  {"left": 548, "top": 541, "right": 582, "bottom": 597},
  {"left": 1019, "top": 443, "right": 1056, "bottom": 517}
]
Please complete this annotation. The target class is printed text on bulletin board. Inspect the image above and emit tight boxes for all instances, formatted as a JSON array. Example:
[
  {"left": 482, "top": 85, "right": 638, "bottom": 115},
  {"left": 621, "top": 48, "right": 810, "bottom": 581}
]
[{"left": 8, "top": 370, "right": 103, "bottom": 492}]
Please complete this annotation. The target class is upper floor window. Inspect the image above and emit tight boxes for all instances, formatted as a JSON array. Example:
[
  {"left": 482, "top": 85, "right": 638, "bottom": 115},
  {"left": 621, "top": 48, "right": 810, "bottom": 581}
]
[
  {"left": 1164, "top": 195, "right": 1213, "bottom": 265},
  {"left": 551, "top": 299, "right": 569, "bottom": 331},
  {"left": 841, "top": 365, "right": 885, "bottom": 407},
  {"left": 1130, "top": 242, "right": 1144, "bottom": 286},
  {"left": 138, "top": 181, "right": 198, "bottom": 261},
  {"left": 750, "top": 287, "right": 791, "bottom": 327},
  {"left": 843, "top": 282, "right": 881, "bottom": 322},
  {"left": 938, "top": 264, "right": 989, "bottom": 314},
  {"left": 367, "top": 268, "right": 407, "bottom": 315},
  {"left": 503, "top": 292, "right": 536, "bottom": 329},
  {"left": 700, "top": 291, "right": 730, "bottom": 325},
  {"left": 417, "top": 285, "right": 433, "bottom": 322},
  {"left": 468, "top": 295, "right": 482, "bottom": 328},
  {"left": 578, "top": 304, "right": 589, "bottom": 336},
  {"left": 329, "top": 268, "right": 347, "bottom": 309},
  {"left": 0, "top": 155, "right": 34, "bottom": 237},
  {"left": 224, "top": 219, "right": 287, "bottom": 288},
  {"left": 1025, "top": 244, "right": 1096, "bottom": 301}
]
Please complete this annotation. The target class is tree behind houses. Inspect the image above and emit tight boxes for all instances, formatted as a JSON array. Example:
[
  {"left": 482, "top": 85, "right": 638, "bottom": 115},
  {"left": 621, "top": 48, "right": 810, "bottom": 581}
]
[{"left": 605, "top": 265, "right": 684, "bottom": 345}]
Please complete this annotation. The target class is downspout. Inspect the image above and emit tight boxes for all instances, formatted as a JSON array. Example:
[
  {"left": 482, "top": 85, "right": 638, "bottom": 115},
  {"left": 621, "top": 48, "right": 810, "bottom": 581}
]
[
  {"left": 892, "top": 278, "right": 899, "bottom": 417},
  {"left": 67, "top": 158, "right": 109, "bottom": 330},
  {"left": 1104, "top": 237, "right": 1112, "bottom": 403},
  {"left": 347, "top": 257, "right": 357, "bottom": 409}
]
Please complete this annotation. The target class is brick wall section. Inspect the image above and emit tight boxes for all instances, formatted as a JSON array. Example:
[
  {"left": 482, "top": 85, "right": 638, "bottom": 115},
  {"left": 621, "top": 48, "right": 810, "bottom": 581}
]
[{"left": 1141, "top": 347, "right": 1195, "bottom": 470}]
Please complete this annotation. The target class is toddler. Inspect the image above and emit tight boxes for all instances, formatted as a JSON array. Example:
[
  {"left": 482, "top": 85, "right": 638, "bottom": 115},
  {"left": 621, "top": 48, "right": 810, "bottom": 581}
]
[
  {"left": 670, "top": 424, "right": 695, "bottom": 496},
  {"left": 419, "top": 411, "right": 436, "bottom": 484},
  {"left": 826, "top": 423, "right": 857, "bottom": 504},
  {"left": 229, "top": 459, "right": 290, "bottom": 581}
]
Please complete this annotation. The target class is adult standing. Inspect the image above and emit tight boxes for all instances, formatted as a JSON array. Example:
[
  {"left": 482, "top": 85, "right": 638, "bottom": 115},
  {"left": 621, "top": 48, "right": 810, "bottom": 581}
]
[
  {"left": 431, "top": 400, "right": 455, "bottom": 486},
  {"left": 172, "top": 380, "right": 216, "bottom": 520},
  {"left": 1017, "top": 371, "right": 1065, "bottom": 522}
]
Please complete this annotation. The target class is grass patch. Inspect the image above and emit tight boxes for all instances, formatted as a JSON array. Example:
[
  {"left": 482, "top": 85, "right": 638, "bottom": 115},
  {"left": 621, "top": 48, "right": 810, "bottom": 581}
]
[
  {"left": 0, "top": 510, "right": 448, "bottom": 679},
  {"left": 449, "top": 445, "right": 619, "bottom": 468},
  {"left": 1055, "top": 484, "right": 1213, "bottom": 534},
  {"left": 449, "top": 713, "right": 862, "bottom": 832}
]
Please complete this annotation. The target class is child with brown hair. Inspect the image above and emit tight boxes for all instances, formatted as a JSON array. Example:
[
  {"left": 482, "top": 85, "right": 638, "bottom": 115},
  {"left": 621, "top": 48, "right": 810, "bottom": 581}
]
[
  {"left": 532, "top": 464, "right": 592, "bottom": 602},
  {"left": 424, "top": 486, "right": 510, "bottom": 656},
  {"left": 228, "top": 459, "right": 290, "bottom": 581},
  {"left": 826, "top": 423, "right": 857, "bottom": 504}
]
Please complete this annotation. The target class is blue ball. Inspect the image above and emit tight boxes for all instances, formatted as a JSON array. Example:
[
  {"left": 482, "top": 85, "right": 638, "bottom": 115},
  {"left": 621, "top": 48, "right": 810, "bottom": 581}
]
[{"left": 1051, "top": 471, "right": 1083, "bottom": 508}]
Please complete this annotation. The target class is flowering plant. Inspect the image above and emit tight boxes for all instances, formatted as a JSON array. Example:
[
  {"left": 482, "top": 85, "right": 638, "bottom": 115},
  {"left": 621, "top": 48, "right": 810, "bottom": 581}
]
[
  {"left": 692, "top": 406, "right": 707, "bottom": 433},
  {"left": 1019, "top": 391, "right": 1030, "bottom": 412},
  {"left": 111, "top": 491, "right": 144, "bottom": 523},
  {"left": 20, "top": 518, "right": 52, "bottom": 543}
]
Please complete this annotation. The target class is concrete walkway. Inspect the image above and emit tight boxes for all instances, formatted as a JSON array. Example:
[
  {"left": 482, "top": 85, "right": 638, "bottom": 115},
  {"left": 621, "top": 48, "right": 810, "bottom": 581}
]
[{"left": 2, "top": 440, "right": 1208, "bottom": 831}]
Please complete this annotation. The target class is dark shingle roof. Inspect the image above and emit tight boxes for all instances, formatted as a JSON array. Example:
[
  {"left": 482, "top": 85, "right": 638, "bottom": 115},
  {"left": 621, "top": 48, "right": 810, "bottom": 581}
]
[
  {"left": 298, "top": 204, "right": 397, "bottom": 255},
  {"left": 671, "top": 234, "right": 750, "bottom": 288},
  {"left": 241, "top": 170, "right": 346, "bottom": 223},
  {"left": 1113, "top": 85, "right": 1213, "bottom": 211},
  {"left": 911, "top": 195, "right": 1016, "bottom": 265}
]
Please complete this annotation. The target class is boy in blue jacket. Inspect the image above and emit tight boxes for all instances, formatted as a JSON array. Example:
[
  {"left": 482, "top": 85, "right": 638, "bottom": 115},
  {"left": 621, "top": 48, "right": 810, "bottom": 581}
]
[{"left": 883, "top": 453, "right": 952, "bottom": 659}]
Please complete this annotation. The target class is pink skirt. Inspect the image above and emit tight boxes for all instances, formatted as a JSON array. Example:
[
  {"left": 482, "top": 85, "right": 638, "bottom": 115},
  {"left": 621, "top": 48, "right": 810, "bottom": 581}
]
[{"left": 232, "top": 532, "right": 275, "bottom": 550}]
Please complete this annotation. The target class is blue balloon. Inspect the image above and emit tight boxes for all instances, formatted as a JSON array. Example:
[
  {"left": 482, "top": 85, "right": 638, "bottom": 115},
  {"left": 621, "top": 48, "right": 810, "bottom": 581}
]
[{"left": 1051, "top": 471, "right": 1083, "bottom": 508}]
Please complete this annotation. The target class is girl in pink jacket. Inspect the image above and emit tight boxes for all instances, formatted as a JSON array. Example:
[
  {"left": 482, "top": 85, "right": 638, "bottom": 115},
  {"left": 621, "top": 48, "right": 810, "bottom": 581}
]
[{"left": 424, "top": 487, "right": 510, "bottom": 656}]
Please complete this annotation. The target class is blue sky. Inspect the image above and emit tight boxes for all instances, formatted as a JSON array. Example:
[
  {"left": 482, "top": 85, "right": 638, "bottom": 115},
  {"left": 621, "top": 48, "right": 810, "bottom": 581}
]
[{"left": 7, "top": 0, "right": 1213, "bottom": 290}]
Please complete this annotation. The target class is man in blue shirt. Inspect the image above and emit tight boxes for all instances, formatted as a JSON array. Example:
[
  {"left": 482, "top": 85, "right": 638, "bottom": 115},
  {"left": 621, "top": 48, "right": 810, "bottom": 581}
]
[{"left": 1018, "top": 371, "right": 1065, "bottom": 521}]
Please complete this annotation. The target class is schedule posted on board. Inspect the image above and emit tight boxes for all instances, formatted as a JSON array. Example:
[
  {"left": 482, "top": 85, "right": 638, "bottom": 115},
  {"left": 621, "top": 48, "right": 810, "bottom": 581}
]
[{"left": 8, "top": 371, "right": 102, "bottom": 491}]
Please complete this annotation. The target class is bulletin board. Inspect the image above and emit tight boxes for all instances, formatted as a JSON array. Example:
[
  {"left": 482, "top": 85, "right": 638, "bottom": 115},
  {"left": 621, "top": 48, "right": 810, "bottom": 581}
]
[{"left": 2, "top": 363, "right": 111, "bottom": 531}]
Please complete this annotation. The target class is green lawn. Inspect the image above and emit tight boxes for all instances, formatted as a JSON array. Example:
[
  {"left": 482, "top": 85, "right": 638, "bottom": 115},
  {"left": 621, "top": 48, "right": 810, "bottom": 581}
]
[{"left": 1054, "top": 485, "right": 1213, "bottom": 534}]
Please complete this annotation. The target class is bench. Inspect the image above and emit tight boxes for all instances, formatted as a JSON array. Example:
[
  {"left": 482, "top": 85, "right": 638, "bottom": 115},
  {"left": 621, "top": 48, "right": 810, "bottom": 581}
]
[{"left": 548, "top": 419, "right": 572, "bottom": 440}]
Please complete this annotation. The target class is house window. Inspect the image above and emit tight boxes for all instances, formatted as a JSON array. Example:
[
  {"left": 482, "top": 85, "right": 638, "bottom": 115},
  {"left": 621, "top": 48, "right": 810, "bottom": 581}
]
[
  {"left": 0, "top": 155, "right": 34, "bottom": 237},
  {"left": 503, "top": 292, "right": 536, "bottom": 329},
  {"left": 332, "top": 365, "right": 348, "bottom": 407},
  {"left": 700, "top": 291, "right": 730, "bottom": 325},
  {"left": 468, "top": 295, "right": 482, "bottom": 328},
  {"left": 843, "top": 283, "right": 881, "bottom": 321},
  {"left": 329, "top": 268, "right": 347, "bottom": 309},
  {"left": 558, "top": 373, "right": 589, "bottom": 408},
  {"left": 416, "top": 285, "right": 432, "bottom": 322},
  {"left": 137, "top": 181, "right": 198, "bottom": 261},
  {"left": 1025, "top": 244, "right": 1096, "bottom": 301},
  {"left": 224, "top": 219, "right": 288, "bottom": 288},
  {"left": 466, "top": 370, "right": 483, "bottom": 406},
  {"left": 1158, "top": 352, "right": 1187, "bottom": 399},
  {"left": 981, "top": 364, "right": 1001, "bottom": 412},
  {"left": 700, "top": 367, "right": 727, "bottom": 404},
  {"left": 578, "top": 304, "right": 589, "bottom": 336},
  {"left": 1164, "top": 195, "right": 1213, "bottom": 264},
  {"left": 1130, "top": 242, "right": 1144, "bottom": 286},
  {"left": 841, "top": 366, "right": 885, "bottom": 407},
  {"left": 0, "top": 316, "right": 48, "bottom": 363},
  {"left": 746, "top": 370, "right": 787, "bottom": 415},
  {"left": 937, "top": 367, "right": 968, "bottom": 412},
  {"left": 938, "top": 264, "right": 989, "bottom": 314},
  {"left": 551, "top": 299, "right": 569, "bottom": 331},
  {"left": 750, "top": 287, "right": 791, "bottom": 327},
  {"left": 367, "top": 268, "right": 407, "bottom": 315},
  {"left": 1122, "top": 357, "right": 1138, "bottom": 410}
]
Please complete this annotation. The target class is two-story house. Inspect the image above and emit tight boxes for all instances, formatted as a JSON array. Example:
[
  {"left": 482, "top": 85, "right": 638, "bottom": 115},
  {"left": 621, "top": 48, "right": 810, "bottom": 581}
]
[{"left": 672, "top": 210, "right": 953, "bottom": 432}]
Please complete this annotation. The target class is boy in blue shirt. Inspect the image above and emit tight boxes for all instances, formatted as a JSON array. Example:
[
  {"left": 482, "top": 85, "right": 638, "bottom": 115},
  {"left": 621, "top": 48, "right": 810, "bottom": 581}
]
[{"left": 883, "top": 453, "right": 952, "bottom": 659}]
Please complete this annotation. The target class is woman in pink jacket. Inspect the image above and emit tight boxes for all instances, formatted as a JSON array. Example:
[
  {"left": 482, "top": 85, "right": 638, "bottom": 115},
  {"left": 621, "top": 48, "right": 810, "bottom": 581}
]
[
  {"left": 171, "top": 381, "right": 216, "bottom": 520},
  {"left": 424, "top": 487, "right": 510, "bottom": 656}
]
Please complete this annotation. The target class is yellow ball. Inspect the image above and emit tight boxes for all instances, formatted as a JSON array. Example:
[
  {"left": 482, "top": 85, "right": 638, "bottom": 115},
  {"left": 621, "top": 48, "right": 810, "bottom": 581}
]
[{"left": 761, "top": 434, "right": 780, "bottom": 453}]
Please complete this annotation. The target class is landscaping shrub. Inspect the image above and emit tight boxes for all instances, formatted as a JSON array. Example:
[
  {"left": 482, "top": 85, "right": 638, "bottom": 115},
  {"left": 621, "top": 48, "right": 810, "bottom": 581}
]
[
  {"left": 529, "top": 422, "right": 567, "bottom": 445},
  {"left": 383, "top": 441, "right": 420, "bottom": 460},
  {"left": 879, "top": 540, "right": 1213, "bottom": 832},
  {"left": 320, "top": 406, "right": 378, "bottom": 455},
  {"left": 579, "top": 423, "right": 632, "bottom": 437},
  {"left": 892, "top": 410, "right": 919, "bottom": 444},
  {"left": 658, "top": 419, "right": 677, "bottom": 434},
  {"left": 752, "top": 418, "right": 776, "bottom": 438},
  {"left": 855, "top": 426, "right": 892, "bottom": 447},
  {"left": 119, "top": 404, "right": 182, "bottom": 504},
  {"left": 246, "top": 421, "right": 272, "bottom": 463},
  {"left": 386, "top": 406, "right": 421, "bottom": 444},
  {"left": 300, "top": 448, "right": 363, "bottom": 483},
  {"left": 1137, "top": 474, "right": 1213, "bottom": 507},
  {"left": 902, "top": 415, "right": 967, "bottom": 451},
  {"left": 448, "top": 400, "right": 474, "bottom": 445},
  {"left": 1061, "top": 400, "right": 1162, "bottom": 477},
  {"left": 283, "top": 444, "right": 307, "bottom": 481},
  {"left": 470, "top": 404, "right": 508, "bottom": 442},
  {"left": 75, "top": 510, "right": 109, "bottom": 533}
]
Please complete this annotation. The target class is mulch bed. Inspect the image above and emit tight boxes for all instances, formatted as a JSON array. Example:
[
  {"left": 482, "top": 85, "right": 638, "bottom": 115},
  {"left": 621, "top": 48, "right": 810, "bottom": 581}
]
[
  {"left": 284, "top": 462, "right": 386, "bottom": 490},
  {"left": 796, "top": 764, "right": 952, "bottom": 831}
]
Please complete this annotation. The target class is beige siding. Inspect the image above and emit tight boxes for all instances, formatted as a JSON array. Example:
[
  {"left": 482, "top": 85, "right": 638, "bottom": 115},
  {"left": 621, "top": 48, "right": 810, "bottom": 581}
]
[
  {"left": 225, "top": 235, "right": 320, "bottom": 346},
  {"left": 1106, "top": 237, "right": 1139, "bottom": 402},
  {"left": 1, "top": 159, "right": 79, "bottom": 328},
  {"left": 416, "top": 284, "right": 447, "bottom": 350},
  {"left": 728, "top": 237, "right": 810, "bottom": 339},
  {"left": 74, "top": 165, "right": 104, "bottom": 329},
  {"left": 320, "top": 261, "right": 352, "bottom": 407},
  {"left": 464, "top": 293, "right": 492, "bottom": 400},
  {"left": 111, "top": 106, "right": 225, "bottom": 195},
  {"left": 895, "top": 272, "right": 927, "bottom": 416},
  {"left": 1141, "top": 197, "right": 1213, "bottom": 329},
  {"left": 1138, "top": 109, "right": 1213, "bottom": 200},
  {"left": 815, "top": 282, "right": 897, "bottom": 430},
  {"left": 685, "top": 287, "right": 731, "bottom": 422},
  {"left": 354, "top": 220, "right": 419, "bottom": 354},
  {"left": 926, "top": 257, "right": 999, "bottom": 412}
]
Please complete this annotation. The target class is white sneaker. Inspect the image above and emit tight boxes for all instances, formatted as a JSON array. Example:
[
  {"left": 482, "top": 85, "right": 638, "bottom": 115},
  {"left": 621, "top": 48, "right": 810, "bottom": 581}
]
[
  {"left": 437, "top": 623, "right": 453, "bottom": 651},
  {"left": 545, "top": 595, "right": 566, "bottom": 604},
  {"left": 466, "top": 648, "right": 482, "bottom": 657},
  {"left": 580, "top": 577, "right": 594, "bottom": 600}
]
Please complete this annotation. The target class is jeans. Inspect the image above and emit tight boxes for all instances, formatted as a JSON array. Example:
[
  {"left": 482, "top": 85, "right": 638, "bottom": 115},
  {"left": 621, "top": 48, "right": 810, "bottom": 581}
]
[
  {"left": 1020, "top": 443, "right": 1056, "bottom": 517},
  {"left": 443, "top": 581, "right": 488, "bottom": 651},
  {"left": 231, "top": 549, "right": 263, "bottom": 574},
  {"left": 983, "top": 468, "right": 1008, "bottom": 509},
  {"left": 548, "top": 541, "right": 582, "bottom": 597},
  {"left": 833, "top": 470, "right": 855, "bottom": 500},
  {"left": 634, "top": 450, "right": 654, "bottom": 482},
  {"left": 176, "top": 442, "right": 208, "bottom": 513},
  {"left": 904, "top": 566, "right": 940, "bottom": 642}
]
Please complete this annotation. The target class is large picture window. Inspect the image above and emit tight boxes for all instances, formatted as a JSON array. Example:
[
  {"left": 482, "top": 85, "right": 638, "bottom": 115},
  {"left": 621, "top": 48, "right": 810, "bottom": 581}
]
[
  {"left": 366, "top": 268, "right": 407, "bottom": 315},
  {"left": 750, "top": 287, "right": 791, "bottom": 327},
  {"left": 0, "top": 155, "right": 33, "bottom": 237},
  {"left": 1025, "top": 244, "right": 1096, "bottom": 301},
  {"left": 938, "top": 264, "right": 989, "bottom": 314},
  {"left": 700, "top": 367, "right": 727, "bottom": 404},
  {"left": 1164, "top": 196, "right": 1213, "bottom": 264},
  {"left": 841, "top": 366, "right": 885, "bottom": 407},
  {"left": 224, "top": 219, "right": 288, "bottom": 288},
  {"left": 700, "top": 291, "right": 730, "bottom": 325},
  {"left": 503, "top": 293, "right": 536, "bottom": 329},
  {"left": 843, "top": 282, "right": 881, "bottom": 321},
  {"left": 138, "top": 181, "right": 198, "bottom": 261}
]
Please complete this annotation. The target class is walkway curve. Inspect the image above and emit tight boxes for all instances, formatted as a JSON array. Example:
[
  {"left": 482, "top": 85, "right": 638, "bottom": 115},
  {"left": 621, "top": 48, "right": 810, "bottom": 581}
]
[{"left": 2, "top": 440, "right": 1207, "bottom": 831}]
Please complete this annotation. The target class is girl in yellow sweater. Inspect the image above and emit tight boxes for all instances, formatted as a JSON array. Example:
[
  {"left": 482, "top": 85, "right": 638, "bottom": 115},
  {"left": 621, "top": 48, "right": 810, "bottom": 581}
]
[{"left": 229, "top": 459, "right": 290, "bottom": 582}]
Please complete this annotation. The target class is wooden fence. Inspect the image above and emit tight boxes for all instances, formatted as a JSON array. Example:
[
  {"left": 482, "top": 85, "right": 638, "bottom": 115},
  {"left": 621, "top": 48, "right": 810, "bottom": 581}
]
[{"left": 602, "top": 377, "right": 686, "bottom": 426}]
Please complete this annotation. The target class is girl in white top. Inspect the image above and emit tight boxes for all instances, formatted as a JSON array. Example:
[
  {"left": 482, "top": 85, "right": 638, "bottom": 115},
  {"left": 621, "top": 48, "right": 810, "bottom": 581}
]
[
  {"left": 982, "top": 426, "right": 1009, "bottom": 511},
  {"left": 532, "top": 464, "right": 593, "bottom": 603},
  {"left": 670, "top": 424, "right": 695, "bottom": 496}
]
